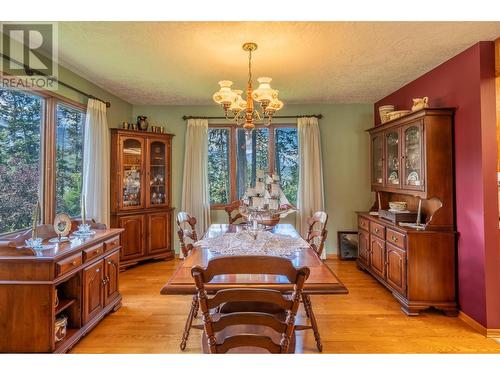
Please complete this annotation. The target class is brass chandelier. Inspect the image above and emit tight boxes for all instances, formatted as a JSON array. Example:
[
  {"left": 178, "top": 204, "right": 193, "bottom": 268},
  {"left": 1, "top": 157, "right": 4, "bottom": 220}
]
[{"left": 212, "top": 42, "right": 283, "bottom": 133}]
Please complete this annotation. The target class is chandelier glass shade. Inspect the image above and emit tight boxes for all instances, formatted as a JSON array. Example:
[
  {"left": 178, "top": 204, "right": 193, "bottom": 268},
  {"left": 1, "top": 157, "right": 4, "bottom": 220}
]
[{"left": 212, "top": 42, "right": 283, "bottom": 132}]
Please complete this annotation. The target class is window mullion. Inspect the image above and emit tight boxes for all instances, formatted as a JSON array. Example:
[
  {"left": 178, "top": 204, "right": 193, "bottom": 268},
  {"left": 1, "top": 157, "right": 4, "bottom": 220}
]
[
  {"left": 268, "top": 125, "right": 275, "bottom": 174},
  {"left": 230, "top": 125, "right": 237, "bottom": 202},
  {"left": 42, "top": 97, "right": 57, "bottom": 224}
]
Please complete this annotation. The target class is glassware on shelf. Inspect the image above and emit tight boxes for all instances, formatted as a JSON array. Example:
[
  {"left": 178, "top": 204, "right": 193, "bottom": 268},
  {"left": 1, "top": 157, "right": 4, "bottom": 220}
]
[
  {"left": 404, "top": 126, "right": 422, "bottom": 186},
  {"left": 149, "top": 141, "right": 166, "bottom": 205},
  {"left": 386, "top": 131, "right": 400, "bottom": 185},
  {"left": 122, "top": 138, "right": 143, "bottom": 207},
  {"left": 372, "top": 135, "right": 383, "bottom": 184}
]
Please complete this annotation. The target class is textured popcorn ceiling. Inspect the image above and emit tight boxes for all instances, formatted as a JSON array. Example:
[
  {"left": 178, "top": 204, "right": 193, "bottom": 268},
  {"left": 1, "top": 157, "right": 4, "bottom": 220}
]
[{"left": 55, "top": 22, "right": 500, "bottom": 105}]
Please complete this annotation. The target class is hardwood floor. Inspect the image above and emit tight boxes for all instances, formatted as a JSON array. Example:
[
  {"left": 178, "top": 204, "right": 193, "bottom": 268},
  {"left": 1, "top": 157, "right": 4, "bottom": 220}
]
[{"left": 71, "top": 257, "right": 500, "bottom": 354}]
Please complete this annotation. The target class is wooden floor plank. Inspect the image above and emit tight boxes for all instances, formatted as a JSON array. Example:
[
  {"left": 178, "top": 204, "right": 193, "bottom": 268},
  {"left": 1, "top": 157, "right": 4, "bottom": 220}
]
[{"left": 70, "top": 257, "right": 500, "bottom": 354}]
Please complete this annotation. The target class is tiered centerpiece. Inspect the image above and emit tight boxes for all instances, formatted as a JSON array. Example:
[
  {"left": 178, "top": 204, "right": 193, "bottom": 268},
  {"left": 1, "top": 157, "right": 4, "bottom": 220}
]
[{"left": 240, "top": 169, "right": 295, "bottom": 229}]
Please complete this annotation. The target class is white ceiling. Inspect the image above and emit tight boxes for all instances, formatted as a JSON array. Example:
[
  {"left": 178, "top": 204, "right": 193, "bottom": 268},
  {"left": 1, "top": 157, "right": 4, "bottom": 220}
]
[{"left": 54, "top": 22, "right": 500, "bottom": 105}]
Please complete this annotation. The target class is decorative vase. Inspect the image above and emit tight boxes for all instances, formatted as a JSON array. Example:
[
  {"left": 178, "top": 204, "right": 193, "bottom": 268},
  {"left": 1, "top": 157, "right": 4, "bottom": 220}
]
[{"left": 137, "top": 115, "right": 149, "bottom": 131}]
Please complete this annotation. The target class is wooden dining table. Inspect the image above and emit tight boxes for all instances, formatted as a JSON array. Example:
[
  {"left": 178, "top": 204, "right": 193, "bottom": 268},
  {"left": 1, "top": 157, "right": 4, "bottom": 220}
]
[{"left": 160, "top": 223, "right": 348, "bottom": 351}]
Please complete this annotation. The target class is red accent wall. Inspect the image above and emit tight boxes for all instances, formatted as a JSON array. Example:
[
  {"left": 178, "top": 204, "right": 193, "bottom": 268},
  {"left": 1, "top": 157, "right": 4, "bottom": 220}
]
[{"left": 374, "top": 42, "right": 500, "bottom": 328}]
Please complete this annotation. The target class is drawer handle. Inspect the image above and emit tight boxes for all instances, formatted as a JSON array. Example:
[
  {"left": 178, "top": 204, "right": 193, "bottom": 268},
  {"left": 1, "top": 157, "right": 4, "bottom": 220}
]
[
  {"left": 93, "top": 250, "right": 99, "bottom": 255},
  {"left": 108, "top": 261, "right": 114, "bottom": 265},
  {"left": 96, "top": 268, "right": 100, "bottom": 273},
  {"left": 72, "top": 260, "right": 78, "bottom": 266},
  {"left": 375, "top": 228, "right": 379, "bottom": 234},
  {"left": 392, "top": 236, "right": 398, "bottom": 242}
]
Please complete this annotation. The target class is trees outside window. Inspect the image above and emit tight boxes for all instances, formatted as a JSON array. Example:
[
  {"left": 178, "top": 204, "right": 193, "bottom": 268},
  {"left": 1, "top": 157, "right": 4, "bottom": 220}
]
[
  {"left": 0, "top": 86, "right": 86, "bottom": 235},
  {"left": 208, "top": 124, "right": 298, "bottom": 208},
  {"left": 55, "top": 103, "right": 85, "bottom": 217},
  {"left": 0, "top": 88, "right": 43, "bottom": 234},
  {"left": 208, "top": 128, "right": 231, "bottom": 205}
]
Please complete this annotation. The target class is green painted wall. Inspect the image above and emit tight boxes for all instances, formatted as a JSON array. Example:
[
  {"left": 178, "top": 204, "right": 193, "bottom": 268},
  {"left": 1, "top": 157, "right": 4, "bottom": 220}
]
[{"left": 131, "top": 103, "right": 374, "bottom": 255}]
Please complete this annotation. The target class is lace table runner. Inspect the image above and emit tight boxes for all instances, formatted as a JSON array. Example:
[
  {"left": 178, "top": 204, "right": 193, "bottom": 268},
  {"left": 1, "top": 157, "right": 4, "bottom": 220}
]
[{"left": 194, "top": 230, "right": 310, "bottom": 257}]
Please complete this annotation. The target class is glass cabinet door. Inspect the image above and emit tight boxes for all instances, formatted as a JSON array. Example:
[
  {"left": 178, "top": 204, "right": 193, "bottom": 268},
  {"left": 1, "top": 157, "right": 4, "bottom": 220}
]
[
  {"left": 147, "top": 140, "right": 168, "bottom": 207},
  {"left": 371, "top": 133, "right": 384, "bottom": 186},
  {"left": 121, "top": 137, "right": 144, "bottom": 209},
  {"left": 385, "top": 130, "right": 401, "bottom": 187},
  {"left": 402, "top": 123, "right": 424, "bottom": 190}
]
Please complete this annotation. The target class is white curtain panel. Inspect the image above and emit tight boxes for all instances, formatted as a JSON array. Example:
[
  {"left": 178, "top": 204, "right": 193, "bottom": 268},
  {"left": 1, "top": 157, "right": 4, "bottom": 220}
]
[
  {"left": 181, "top": 118, "right": 211, "bottom": 237},
  {"left": 296, "top": 116, "right": 326, "bottom": 258},
  {"left": 82, "top": 99, "right": 110, "bottom": 227}
]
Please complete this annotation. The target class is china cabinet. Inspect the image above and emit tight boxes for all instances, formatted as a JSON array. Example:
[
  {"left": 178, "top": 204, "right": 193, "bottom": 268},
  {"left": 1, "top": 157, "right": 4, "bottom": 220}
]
[
  {"left": 360, "top": 108, "right": 457, "bottom": 316},
  {"left": 368, "top": 108, "right": 455, "bottom": 229},
  {"left": 110, "top": 129, "right": 175, "bottom": 269}
]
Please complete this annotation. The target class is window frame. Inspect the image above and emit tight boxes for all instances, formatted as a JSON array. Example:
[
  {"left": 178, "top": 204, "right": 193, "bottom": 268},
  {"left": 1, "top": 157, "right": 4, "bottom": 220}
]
[
  {"left": 0, "top": 76, "right": 87, "bottom": 236},
  {"left": 208, "top": 123, "right": 297, "bottom": 210}
]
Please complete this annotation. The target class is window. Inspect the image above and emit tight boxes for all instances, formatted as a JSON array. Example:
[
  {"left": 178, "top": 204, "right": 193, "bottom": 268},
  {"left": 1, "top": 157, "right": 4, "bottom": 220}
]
[
  {"left": 236, "top": 128, "right": 269, "bottom": 198},
  {"left": 208, "top": 124, "right": 299, "bottom": 207},
  {"left": 208, "top": 128, "right": 231, "bottom": 205},
  {"left": 0, "top": 88, "right": 43, "bottom": 234},
  {"left": 274, "top": 127, "right": 299, "bottom": 205},
  {"left": 0, "top": 85, "right": 86, "bottom": 235},
  {"left": 55, "top": 103, "right": 85, "bottom": 217}
]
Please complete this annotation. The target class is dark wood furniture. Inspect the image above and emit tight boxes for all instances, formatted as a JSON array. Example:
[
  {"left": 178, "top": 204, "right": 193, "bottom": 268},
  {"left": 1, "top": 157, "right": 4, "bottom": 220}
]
[
  {"left": 224, "top": 200, "right": 245, "bottom": 224},
  {"left": 161, "top": 224, "right": 348, "bottom": 352},
  {"left": 192, "top": 255, "right": 309, "bottom": 354},
  {"left": 175, "top": 211, "right": 201, "bottom": 350},
  {"left": 358, "top": 108, "right": 457, "bottom": 316},
  {"left": 176, "top": 212, "right": 198, "bottom": 258},
  {"left": 110, "top": 129, "right": 175, "bottom": 269},
  {"left": 0, "top": 228, "right": 123, "bottom": 353},
  {"left": 305, "top": 211, "right": 328, "bottom": 257}
]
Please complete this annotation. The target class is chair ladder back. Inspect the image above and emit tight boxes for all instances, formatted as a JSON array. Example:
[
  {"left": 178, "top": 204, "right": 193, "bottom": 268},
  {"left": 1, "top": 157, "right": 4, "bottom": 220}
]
[
  {"left": 191, "top": 256, "right": 310, "bottom": 354},
  {"left": 306, "top": 211, "right": 329, "bottom": 257},
  {"left": 176, "top": 212, "right": 198, "bottom": 258},
  {"left": 224, "top": 200, "right": 245, "bottom": 224}
]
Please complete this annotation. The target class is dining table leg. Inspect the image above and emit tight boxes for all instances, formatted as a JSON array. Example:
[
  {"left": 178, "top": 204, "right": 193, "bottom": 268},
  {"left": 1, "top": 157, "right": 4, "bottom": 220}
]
[
  {"left": 302, "top": 294, "right": 323, "bottom": 352},
  {"left": 180, "top": 294, "right": 199, "bottom": 350}
]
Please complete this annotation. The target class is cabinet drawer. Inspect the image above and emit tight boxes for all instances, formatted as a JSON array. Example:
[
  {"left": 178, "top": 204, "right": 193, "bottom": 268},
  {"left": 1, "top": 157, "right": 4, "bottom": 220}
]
[
  {"left": 104, "top": 236, "right": 120, "bottom": 252},
  {"left": 387, "top": 228, "right": 406, "bottom": 249},
  {"left": 56, "top": 253, "right": 82, "bottom": 277},
  {"left": 358, "top": 217, "right": 370, "bottom": 231},
  {"left": 83, "top": 244, "right": 104, "bottom": 263},
  {"left": 370, "top": 222, "right": 385, "bottom": 240}
]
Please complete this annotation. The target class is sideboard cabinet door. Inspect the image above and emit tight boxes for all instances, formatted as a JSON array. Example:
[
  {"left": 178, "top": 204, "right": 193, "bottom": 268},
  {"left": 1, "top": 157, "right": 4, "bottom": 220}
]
[
  {"left": 104, "top": 251, "right": 120, "bottom": 306},
  {"left": 386, "top": 244, "right": 407, "bottom": 296},
  {"left": 83, "top": 260, "right": 105, "bottom": 325},
  {"left": 369, "top": 236, "right": 386, "bottom": 279},
  {"left": 358, "top": 229, "right": 370, "bottom": 266},
  {"left": 118, "top": 214, "right": 146, "bottom": 260}
]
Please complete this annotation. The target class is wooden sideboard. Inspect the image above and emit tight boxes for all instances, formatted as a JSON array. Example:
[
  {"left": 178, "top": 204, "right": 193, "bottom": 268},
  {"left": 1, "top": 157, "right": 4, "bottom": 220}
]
[
  {"left": 110, "top": 129, "right": 175, "bottom": 269},
  {"left": 359, "top": 108, "right": 457, "bottom": 316},
  {"left": 357, "top": 212, "right": 457, "bottom": 316},
  {"left": 0, "top": 228, "right": 123, "bottom": 353}
]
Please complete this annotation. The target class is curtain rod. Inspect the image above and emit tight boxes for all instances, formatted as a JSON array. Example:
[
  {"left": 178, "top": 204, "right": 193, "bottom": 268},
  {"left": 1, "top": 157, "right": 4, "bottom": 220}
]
[
  {"left": 0, "top": 53, "right": 111, "bottom": 108},
  {"left": 182, "top": 114, "right": 323, "bottom": 121}
]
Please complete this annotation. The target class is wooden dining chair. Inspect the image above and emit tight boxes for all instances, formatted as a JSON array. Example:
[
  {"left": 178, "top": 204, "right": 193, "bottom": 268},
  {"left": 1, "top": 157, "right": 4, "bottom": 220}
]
[
  {"left": 176, "top": 212, "right": 198, "bottom": 258},
  {"left": 306, "top": 211, "right": 329, "bottom": 257},
  {"left": 191, "top": 255, "right": 310, "bottom": 354},
  {"left": 176, "top": 211, "right": 202, "bottom": 350},
  {"left": 224, "top": 200, "right": 245, "bottom": 224},
  {"left": 302, "top": 211, "right": 328, "bottom": 352}
]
